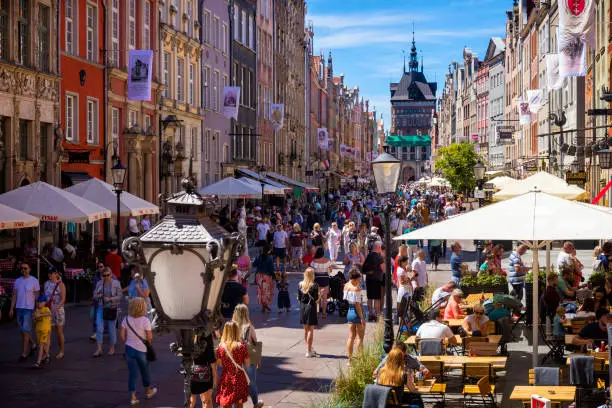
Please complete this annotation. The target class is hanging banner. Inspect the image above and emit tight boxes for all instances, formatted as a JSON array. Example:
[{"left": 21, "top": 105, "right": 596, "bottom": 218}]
[
  {"left": 527, "top": 89, "right": 544, "bottom": 113},
  {"left": 518, "top": 98, "right": 531, "bottom": 125},
  {"left": 346, "top": 146, "right": 353, "bottom": 158},
  {"left": 546, "top": 54, "right": 564, "bottom": 90},
  {"left": 317, "top": 128, "right": 329, "bottom": 150},
  {"left": 366, "top": 152, "right": 372, "bottom": 162},
  {"left": 127, "top": 50, "right": 153, "bottom": 101},
  {"left": 558, "top": 0, "right": 594, "bottom": 77},
  {"left": 270, "top": 104, "right": 284, "bottom": 130},
  {"left": 354, "top": 147, "right": 360, "bottom": 160},
  {"left": 222, "top": 86, "right": 241, "bottom": 120},
  {"left": 328, "top": 137, "right": 335, "bottom": 151},
  {"left": 340, "top": 144, "right": 347, "bottom": 157}
]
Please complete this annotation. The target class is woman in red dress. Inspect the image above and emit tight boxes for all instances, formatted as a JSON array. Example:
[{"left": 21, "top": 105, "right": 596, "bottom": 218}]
[{"left": 216, "top": 321, "right": 250, "bottom": 408}]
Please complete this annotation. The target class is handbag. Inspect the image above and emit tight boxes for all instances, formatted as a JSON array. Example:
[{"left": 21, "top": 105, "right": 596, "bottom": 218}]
[
  {"left": 102, "top": 307, "right": 117, "bottom": 321},
  {"left": 243, "top": 326, "right": 263, "bottom": 366},
  {"left": 222, "top": 344, "right": 250, "bottom": 385},
  {"left": 191, "top": 364, "right": 212, "bottom": 383},
  {"left": 126, "top": 317, "right": 157, "bottom": 362}
]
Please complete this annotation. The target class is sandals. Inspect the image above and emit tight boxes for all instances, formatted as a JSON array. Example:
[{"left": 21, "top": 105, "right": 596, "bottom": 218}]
[
  {"left": 129, "top": 399, "right": 140, "bottom": 406},
  {"left": 32, "top": 362, "right": 43, "bottom": 369},
  {"left": 145, "top": 387, "right": 158, "bottom": 399},
  {"left": 93, "top": 350, "right": 103, "bottom": 358},
  {"left": 55, "top": 352, "right": 64, "bottom": 360}
]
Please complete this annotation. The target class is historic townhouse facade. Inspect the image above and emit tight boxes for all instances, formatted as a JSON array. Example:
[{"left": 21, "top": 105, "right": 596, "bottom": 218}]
[
  {"left": 0, "top": 0, "right": 61, "bottom": 192},
  {"left": 60, "top": 0, "right": 105, "bottom": 187},
  {"left": 159, "top": 0, "right": 202, "bottom": 193},
  {"left": 201, "top": 0, "right": 230, "bottom": 183},
  {"left": 105, "top": 0, "right": 161, "bottom": 203},
  {"left": 256, "top": 0, "right": 273, "bottom": 171},
  {"left": 485, "top": 38, "right": 506, "bottom": 170}
]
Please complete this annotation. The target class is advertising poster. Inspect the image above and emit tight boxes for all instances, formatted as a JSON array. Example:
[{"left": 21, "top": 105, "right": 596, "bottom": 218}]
[
  {"left": 270, "top": 104, "right": 284, "bottom": 130},
  {"left": 127, "top": 50, "right": 153, "bottom": 101}
]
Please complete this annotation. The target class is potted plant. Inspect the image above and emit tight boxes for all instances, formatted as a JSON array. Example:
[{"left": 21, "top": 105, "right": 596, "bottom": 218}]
[
  {"left": 588, "top": 269, "right": 607, "bottom": 289},
  {"left": 460, "top": 273, "right": 508, "bottom": 295}
]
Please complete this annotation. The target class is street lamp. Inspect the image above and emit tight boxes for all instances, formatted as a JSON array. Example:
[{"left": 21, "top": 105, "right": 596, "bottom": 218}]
[
  {"left": 122, "top": 178, "right": 242, "bottom": 407},
  {"left": 569, "top": 159, "right": 581, "bottom": 174},
  {"left": 473, "top": 161, "right": 486, "bottom": 267},
  {"left": 371, "top": 146, "right": 401, "bottom": 353},
  {"left": 598, "top": 149, "right": 612, "bottom": 170},
  {"left": 111, "top": 158, "right": 127, "bottom": 252},
  {"left": 473, "top": 161, "right": 486, "bottom": 184},
  {"left": 258, "top": 165, "right": 266, "bottom": 202}
]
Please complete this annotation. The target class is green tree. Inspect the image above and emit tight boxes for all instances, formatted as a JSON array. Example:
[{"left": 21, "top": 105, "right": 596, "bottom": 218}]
[{"left": 434, "top": 142, "right": 479, "bottom": 193}]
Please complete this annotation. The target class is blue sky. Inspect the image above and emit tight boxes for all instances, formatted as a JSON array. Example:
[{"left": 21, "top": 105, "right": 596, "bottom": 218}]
[{"left": 306, "top": 0, "right": 509, "bottom": 132}]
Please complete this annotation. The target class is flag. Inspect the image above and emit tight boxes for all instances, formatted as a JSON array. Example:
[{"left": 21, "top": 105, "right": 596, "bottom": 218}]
[
  {"left": 270, "top": 104, "right": 284, "bottom": 130},
  {"left": 559, "top": 0, "right": 594, "bottom": 77},
  {"left": 222, "top": 87, "right": 241, "bottom": 120},
  {"left": 321, "top": 160, "right": 330, "bottom": 170},
  {"left": 527, "top": 89, "right": 544, "bottom": 113},
  {"left": 518, "top": 98, "right": 531, "bottom": 125},
  {"left": 317, "top": 128, "right": 329, "bottom": 150},
  {"left": 127, "top": 50, "right": 153, "bottom": 101},
  {"left": 546, "top": 54, "right": 563, "bottom": 90}
]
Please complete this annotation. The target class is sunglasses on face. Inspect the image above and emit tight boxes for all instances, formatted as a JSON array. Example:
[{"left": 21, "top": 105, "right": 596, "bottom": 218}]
[
  {"left": 475, "top": 312, "right": 483, "bottom": 315},
  {"left": 103, "top": 274, "right": 111, "bottom": 278}
]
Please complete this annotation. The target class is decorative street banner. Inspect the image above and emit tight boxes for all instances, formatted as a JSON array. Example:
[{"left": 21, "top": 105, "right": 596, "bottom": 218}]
[
  {"left": 518, "top": 98, "right": 531, "bottom": 125},
  {"left": 527, "top": 89, "right": 544, "bottom": 113},
  {"left": 354, "top": 147, "right": 360, "bottom": 159},
  {"left": 366, "top": 151, "right": 372, "bottom": 162},
  {"left": 270, "top": 104, "right": 284, "bottom": 130},
  {"left": 559, "top": 0, "right": 594, "bottom": 77},
  {"left": 471, "top": 133, "right": 479, "bottom": 142},
  {"left": 127, "top": 50, "right": 153, "bottom": 101},
  {"left": 546, "top": 54, "right": 564, "bottom": 90},
  {"left": 340, "top": 144, "right": 347, "bottom": 157},
  {"left": 328, "top": 137, "right": 335, "bottom": 151},
  {"left": 317, "top": 128, "right": 329, "bottom": 150},
  {"left": 222, "top": 87, "right": 241, "bottom": 120}
]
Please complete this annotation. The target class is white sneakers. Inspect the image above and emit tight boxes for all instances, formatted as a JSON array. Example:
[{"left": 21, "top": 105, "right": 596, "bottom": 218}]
[{"left": 305, "top": 350, "right": 319, "bottom": 358}]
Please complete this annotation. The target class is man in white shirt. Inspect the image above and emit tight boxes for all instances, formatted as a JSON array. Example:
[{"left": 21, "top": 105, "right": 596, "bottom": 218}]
[
  {"left": 64, "top": 241, "right": 77, "bottom": 260},
  {"left": 431, "top": 281, "right": 457, "bottom": 309},
  {"left": 273, "top": 223, "right": 288, "bottom": 269},
  {"left": 9, "top": 262, "right": 40, "bottom": 361},
  {"left": 411, "top": 250, "right": 428, "bottom": 301},
  {"left": 256, "top": 217, "right": 271, "bottom": 247},
  {"left": 556, "top": 241, "right": 574, "bottom": 273},
  {"left": 416, "top": 310, "right": 458, "bottom": 345},
  {"left": 128, "top": 217, "right": 140, "bottom": 236}
]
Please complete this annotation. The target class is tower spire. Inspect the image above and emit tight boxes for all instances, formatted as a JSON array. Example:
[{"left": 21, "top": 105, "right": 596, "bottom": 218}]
[
  {"left": 408, "top": 24, "right": 419, "bottom": 72},
  {"left": 402, "top": 50, "right": 406, "bottom": 74}
]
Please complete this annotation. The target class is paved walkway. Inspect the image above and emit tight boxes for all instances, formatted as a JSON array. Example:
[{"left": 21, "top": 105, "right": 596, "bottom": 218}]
[{"left": 0, "top": 246, "right": 596, "bottom": 407}]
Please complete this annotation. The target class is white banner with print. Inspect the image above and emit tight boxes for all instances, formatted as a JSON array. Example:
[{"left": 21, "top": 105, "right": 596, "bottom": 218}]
[
  {"left": 270, "top": 104, "right": 284, "bottom": 131},
  {"left": 518, "top": 98, "right": 531, "bottom": 125},
  {"left": 317, "top": 128, "right": 329, "bottom": 150},
  {"left": 127, "top": 50, "right": 153, "bottom": 101},
  {"left": 222, "top": 87, "right": 241, "bottom": 120},
  {"left": 558, "top": 0, "right": 594, "bottom": 77}
]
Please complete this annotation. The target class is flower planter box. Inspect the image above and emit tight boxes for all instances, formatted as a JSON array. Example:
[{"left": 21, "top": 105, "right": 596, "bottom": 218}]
[{"left": 460, "top": 284, "right": 509, "bottom": 296}]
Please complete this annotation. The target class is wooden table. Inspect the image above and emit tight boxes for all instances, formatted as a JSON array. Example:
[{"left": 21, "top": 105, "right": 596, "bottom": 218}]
[
  {"left": 417, "top": 355, "right": 508, "bottom": 369},
  {"left": 463, "top": 293, "right": 493, "bottom": 307},
  {"left": 411, "top": 378, "right": 436, "bottom": 393},
  {"left": 565, "top": 352, "right": 609, "bottom": 366},
  {"left": 443, "top": 319, "right": 465, "bottom": 327},
  {"left": 509, "top": 386, "right": 576, "bottom": 402}
]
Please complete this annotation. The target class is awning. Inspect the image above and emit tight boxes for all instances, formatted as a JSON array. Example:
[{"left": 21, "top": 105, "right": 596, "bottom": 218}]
[
  {"left": 386, "top": 135, "right": 431, "bottom": 147},
  {"left": 235, "top": 169, "right": 292, "bottom": 192},
  {"left": 265, "top": 171, "right": 319, "bottom": 192}
]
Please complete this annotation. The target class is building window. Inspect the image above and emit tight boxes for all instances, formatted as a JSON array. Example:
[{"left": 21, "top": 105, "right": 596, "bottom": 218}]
[
  {"left": 222, "top": 23, "right": 227, "bottom": 53},
  {"left": 19, "top": 120, "right": 29, "bottom": 160},
  {"left": 203, "top": 66, "right": 210, "bottom": 108},
  {"left": 65, "top": 94, "right": 77, "bottom": 142},
  {"left": 213, "top": 131, "right": 219, "bottom": 162},
  {"left": 176, "top": 57, "right": 184, "bottom": 102},
  {"left": 128, "top": 0, "right": 135, "bottom": 49},
  {"left": 143, "top": 1, "right": 150, "bottom": 49},
  {"left": 188, "top": 63, "right": 195, "bottom": 105},
  {"left": 86, "top": 99, "right": 99, "bottom": 144},
  {"left": 143, "top": 114, "right": 151, "bottom": 133},
  {"left": 111, "top": 0, "right": 119, "bottom": 66},
  {"left": 212, "top": 70, "right": 219, "bottom": 111},
  {"left": 111, "top": 108, "right": 120, "bottom": 154},
  {"left": 86, "top": 4, "right": 97, "bottom": 62},
  {"left": 37, "top": 4, "right": 49, "bottom": 71},
  {"left": 128, "top": 110, "right": 137, "bottom": 128},
  {"left": 17, "top": 0, "right": 28, "bottom": 66},
  {"left": 64, "top": 0, "right": 75, "bottom": 55},
  {"left": 39, "top": 123, "right": 49, "bottom": 181},
  {"left": 249, "top": 70, "right": 254, "bottom": 107},
  {"left": 214, "top": 16, "right": 219, "bottom": 48},
  {"left": 241, "top": 11, "right": 246, "bottom": 44},
  {"left": 186, "top": 1, "right": 193, "bottom": 37},
  {"left": 191, "top": 127, "right": 198, "bottom": 158},
  {"left": 204, "top": 129, "right": 210, "bottom": 160},
  {"left": 163, "top": 52, "right": 170, "bottom": 98},
  {"left": 240, "top": 66, "right": 245, "bottom": 106},
  {"left": 248, "top": 15, "right": 253, "bottom": 49},
  {"left": 233, "top": 6, "right": 238, "bottom": 40},
  {"left": 203, "top": 10, "right": 211, "bottom": 43},
  {"left": 171, "top": 0, "right": 178, "bottom": 28}
]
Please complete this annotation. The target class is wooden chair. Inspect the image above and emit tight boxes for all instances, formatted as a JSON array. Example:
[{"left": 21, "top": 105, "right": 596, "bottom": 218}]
[
  {"left": 463, "top": 336, "right": 488, "bottom": 355},
  {"left": 462, "top": 362, "right": 492, "bottom": 384},
  {"left": 462, "top": 376, "right": 497, "bottom": 408},
  {"left": 469, "top": 342, "right": 498, "bottom": 357},
  {"left": 421, "top": 360, "right": 445, "bottom": 381},
  {"left": 387, "top": 388, "right": 401, "bottom": 407},
  {"left": 484, "top": 320, "right": 496, "bottom": 335},
  {"left": 528, "top": 368, "right": 563, "bottom": 385},
  {"left": 417, "top": 338, "right": 445, "bottom": 356}
]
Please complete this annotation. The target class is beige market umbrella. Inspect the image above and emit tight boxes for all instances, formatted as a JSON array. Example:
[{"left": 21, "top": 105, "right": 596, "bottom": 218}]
[{"left": 492, "top": 171, "right": 589, "bottom": 201}]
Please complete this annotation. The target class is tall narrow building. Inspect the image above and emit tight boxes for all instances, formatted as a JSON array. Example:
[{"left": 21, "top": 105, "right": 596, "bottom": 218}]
[{"left": 389, "top": 35, "right": 436, "bottom": 182}]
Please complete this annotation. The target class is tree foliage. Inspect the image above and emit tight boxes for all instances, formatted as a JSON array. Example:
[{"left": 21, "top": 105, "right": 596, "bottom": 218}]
[{"left": 434, "top": 142, "right": 479, "bottom": 193}]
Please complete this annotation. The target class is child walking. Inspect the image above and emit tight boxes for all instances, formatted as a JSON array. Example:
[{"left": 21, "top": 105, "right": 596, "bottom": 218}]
[
  {"left": 277, "top": 275, "right": 291, "bottom": 313},
  {"left": 33, "top": 294, "right": 51, "bottom": 368}
]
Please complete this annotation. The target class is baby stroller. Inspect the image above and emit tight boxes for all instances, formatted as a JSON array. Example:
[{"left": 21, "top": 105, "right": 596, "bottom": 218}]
[{"left": 326, "top": 271, "right": 349, "bottom": 317}]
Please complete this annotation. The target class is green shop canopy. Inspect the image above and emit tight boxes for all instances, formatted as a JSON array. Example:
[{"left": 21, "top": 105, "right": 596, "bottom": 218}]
[{"left": 386, "top": 135, "right": 431, "bottom": 147}]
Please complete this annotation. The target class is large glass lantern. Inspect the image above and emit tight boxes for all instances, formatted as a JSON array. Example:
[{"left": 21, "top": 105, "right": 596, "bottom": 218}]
[
  {"left": 372, "top": 151, "right": 401, "bottom": 194},
  {"left": 122, "top": 178, "right": 242, "bottom": 331},
  {"left": 473, "top": 161, "right": 486, "bottom": 181},
  {"left": 598, "top": 149, "right": 612, "bottom": 170},
  {"left": 112, "top": 160, "right": 127, "bottom": 188}
]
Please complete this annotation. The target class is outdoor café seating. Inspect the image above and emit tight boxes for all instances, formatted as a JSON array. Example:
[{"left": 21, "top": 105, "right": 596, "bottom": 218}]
[{"left": 461, "top": 376, "right": 496, "bottom": 408}]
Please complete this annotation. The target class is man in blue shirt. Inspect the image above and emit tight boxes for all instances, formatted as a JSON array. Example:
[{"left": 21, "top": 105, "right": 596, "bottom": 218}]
[
  {"left": 508, "top": 244, "right": 529, "bottom": 302},
  {"left": 449, "top": 242, "right": 463, "bottom": 286}
]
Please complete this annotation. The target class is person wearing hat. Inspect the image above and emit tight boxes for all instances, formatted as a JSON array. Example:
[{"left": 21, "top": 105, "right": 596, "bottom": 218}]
[
  {"left": 443, "top": 289, "right": 465, "bottom": 320},
  {"left": 32, "top": 294, "right": 51, "bottom": 368}
]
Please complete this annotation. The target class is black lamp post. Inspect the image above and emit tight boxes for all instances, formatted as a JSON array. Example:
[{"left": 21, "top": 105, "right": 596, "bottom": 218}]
[
  {"left": 371, "top": 145, "right": 401, "bottom": 353},
  {"left": 111, "top": 158, "right": 127, "bottom": 252},
  {"left": 353, "top": 170, "right": 360, "bottom": 190},
  {"left": 121, "top": 179, "right": 242, "bottom": 408},
  {"left": 473, "top": 161, "right": 486, "bottom": 267},
  {"left": 258, "top": 165, "right": 266, "bottom": 203}
]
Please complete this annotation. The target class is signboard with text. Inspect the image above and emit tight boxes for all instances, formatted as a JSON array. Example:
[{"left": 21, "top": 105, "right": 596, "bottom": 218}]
[
  {"left": 566, "top": 171, "right": 587, "bottom": 186},
  {"left": 531, "top": 395, "right": 550, "bottom": 408}
]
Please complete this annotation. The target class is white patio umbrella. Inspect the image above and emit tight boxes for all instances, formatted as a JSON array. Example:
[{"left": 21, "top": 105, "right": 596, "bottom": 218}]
[
  {"left": 487, "top": 175, "right": 519, "bottom": 190},
  {"left": 0, "top": 203, "right": 39, "bottom": 230},
  {"left": 66, "top": 177, "right": 159, "bottom": 216},
  {"left": 238, "top": 177, "right": 285, "bottom": 195},
  {"left": 493, "top": 171, "right": 589, "bottom": 201},
  {"left": 198, "top": 177, "right": 263, "bottom": 199},
  {"left": 0, "top": 181, "right": 111, "bottom": 276},
  {"left": 394, "top": 189, "right": 612, "bottom": 367},
  {"left": 429, "top": 177, "right": 450, "bottom": 188}
]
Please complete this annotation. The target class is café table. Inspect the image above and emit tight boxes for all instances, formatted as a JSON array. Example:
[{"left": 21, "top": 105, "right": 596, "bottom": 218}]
[
  {"left": 462, "top": 293, "right": 493, "bottom": 307},
  {"left": 509, "top": 385, "right": 576, "bottom": 403},
  {"left": 405, "top": 334, "right": 462, "bottom": 346},
  {"left": 417, "top": 355, "right": 508, "bottom": 369},
  {"left": 443, "top": 319, "right": 465, "bottom": 327},
  {"left": 411, "top": 378, "right": 436, "bottom": 393}
]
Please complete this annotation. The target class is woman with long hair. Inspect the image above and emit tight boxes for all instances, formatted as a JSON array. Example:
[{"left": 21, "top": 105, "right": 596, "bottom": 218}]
[
  {"left": 310, "top": 247, "right": 332, "bottom": 319},
  {"left": 344, "top": 268, "right": 366, "bottom": 365},
  {"left": 253, "top": 244, "right": 275, "bottom": 312},
  {"left": 232, "top": 305, "right": 264, "bottom": 408},
  {"left": 310, "top": 223, "right": 326, "bottom": 250},
  {"left": 189, "top": 332, "right": 217, "bottom": 408},
  {"left": 376, "top": 348, "right": 420, "bottom": 406},
  {"left": 216, "top": 321, "right": 250, "bottom": 408},
  {"left": 344, "top": 242, "right": 365, "bottom": 279},
  {"left": 327, "top": 222, "right": 342, "bottom": 264},
  {"left": 298, "top": 267, "right": 319, "bottom": 357}
]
